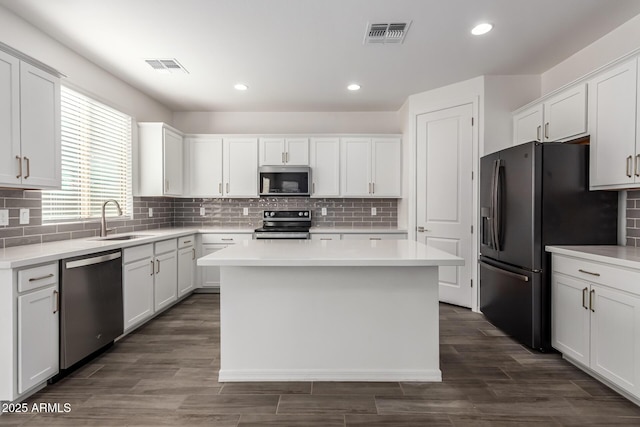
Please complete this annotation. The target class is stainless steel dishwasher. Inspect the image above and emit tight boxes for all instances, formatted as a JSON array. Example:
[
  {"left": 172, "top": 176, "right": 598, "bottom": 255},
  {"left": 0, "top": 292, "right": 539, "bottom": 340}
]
[{"left": 59, "top": 249, "right": 123, "bottom": 369}]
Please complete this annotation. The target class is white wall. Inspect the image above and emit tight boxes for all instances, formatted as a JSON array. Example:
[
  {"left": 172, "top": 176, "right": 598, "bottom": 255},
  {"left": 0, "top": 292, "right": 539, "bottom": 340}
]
[
  {"left": 483, "top": 75, "right": 540, "bottom": 155},
  {"left": 173, "top": 111, "right": 400, "bottom": 134},
  {"left": 542, "top": 13, "right": 640, "bottom": 95},
  {"left": 0, "top": 6, "right": 172, "bottom": 122}
]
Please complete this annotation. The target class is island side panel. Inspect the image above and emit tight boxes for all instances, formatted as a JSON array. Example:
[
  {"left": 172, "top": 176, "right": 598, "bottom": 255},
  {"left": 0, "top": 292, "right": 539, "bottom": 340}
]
[{"left": 218, "top": 265, "right": 441, "bottom": 382}]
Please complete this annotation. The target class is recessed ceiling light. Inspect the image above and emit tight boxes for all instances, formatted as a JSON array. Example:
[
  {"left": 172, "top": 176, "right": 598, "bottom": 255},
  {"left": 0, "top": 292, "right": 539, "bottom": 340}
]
[
  {"left": 347, "top": 84, "right": 361, "bottom": 91},
  {"left": 234, "top": 83, "right": 248, "bottom": 91},
  {"left": 471, "top": 23, "right": 493, "bottom": 36}
]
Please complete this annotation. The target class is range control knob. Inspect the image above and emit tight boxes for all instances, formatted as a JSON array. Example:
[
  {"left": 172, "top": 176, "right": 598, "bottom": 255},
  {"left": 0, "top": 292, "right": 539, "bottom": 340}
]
[
  {"left": 270, "top": 212, "right": 275, "bottom": 217},
  {"left": 298, "top": 212, "right": 303, "bottom": 216},
  {"left": 304, "top": 212, "right": 309, "bottom": 216}
]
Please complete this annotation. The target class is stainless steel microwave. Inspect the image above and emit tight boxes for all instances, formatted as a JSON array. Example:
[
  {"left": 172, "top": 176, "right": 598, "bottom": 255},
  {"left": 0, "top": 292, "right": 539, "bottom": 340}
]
[{"left": 258, "top": 166, "right": 311, "bottom": 196}]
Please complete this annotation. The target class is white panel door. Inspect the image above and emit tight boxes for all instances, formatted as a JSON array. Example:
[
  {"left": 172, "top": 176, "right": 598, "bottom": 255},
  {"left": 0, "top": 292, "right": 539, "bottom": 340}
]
[
  {"left": 513, "top": 105, "right": 543, "bottom": 145},
  {"left": 416, "top": 104, "right": 473, "bottom": 307},
  {"left": 123, "top": 257, "right": 155, "bottom": 331},
  {"left": 19, "top": 62, "right": 60, "bottom": 188},
  {"left": 588, "top": 58, "right": 637, "bottom": 188},
  {"left": 285, "top": 138, "right": 309, "bottom": 165},
  {"left": 590, "top": 284, "right": 640, "bottom": 396},
  {"left": 371, "top": 138, "right": 401, "bottom": 197},
  {"left": 224, "top": 138, "right": 258, "bottom": 197},
  {"left": 154, "top": 251, "right": 178, "bottom": 311},
  {"left": 309, "top": 137, "right": 340, "bottom": 197},
  {"left": 341, "top": 138, "right": 371, "bottom": 197},
  {"left": 259, "top": 138, "right": 285, "bottom": 165},
  {"left": 178, "top": 246, "right": 195, "bottom": 297},
  {"left": 543, "top": 84, "right": 587, "bottom": 142},
  {"left": 18, "top": 285, "right": 58, "bottom": 393},
  {"left": 163, "top": 128, "right": 183, "bottom": 196},
  {"left": 189, "top": 136, "right": 223, "bottom": 197},
  {"left": 0, "top": 50, "right": 20, "bottom": 185},
  {"left": 551, "top": 274, "right": 590, "bottom": 367}
]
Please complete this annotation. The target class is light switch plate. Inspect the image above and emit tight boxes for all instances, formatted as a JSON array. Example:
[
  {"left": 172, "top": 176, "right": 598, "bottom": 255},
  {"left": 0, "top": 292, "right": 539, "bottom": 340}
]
[
  {"left": 20, "top": 208, "right": 29, "bottom": 224},
  {"left": 321, "top": 207, "right": 327, "bottom": 216},
  {"left": 243, "top": 207, "right": 249, "bottom": 216},
  {"left": 148, "top": 208, "right": 153, "bottom": 217},
  {"left": 371, "top": 207, "right": 377, "bottom": 216},
  {"left": 200, "top": 207, "right": 205, "bottom": 216},
  {"left": 0, "top": 209, "right": 8, "bottom": 226}
]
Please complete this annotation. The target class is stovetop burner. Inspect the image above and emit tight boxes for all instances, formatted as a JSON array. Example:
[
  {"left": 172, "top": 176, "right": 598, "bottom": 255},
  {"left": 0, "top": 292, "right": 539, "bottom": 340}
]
[{"left": 254, "top": 210, "right": 311, "bottom": 239}]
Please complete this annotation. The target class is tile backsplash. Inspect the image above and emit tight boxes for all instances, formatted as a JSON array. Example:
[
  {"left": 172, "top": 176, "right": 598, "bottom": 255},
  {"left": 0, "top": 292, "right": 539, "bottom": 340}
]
[
  {"left": 627, "top": 190, "right": 640, "bottom": 247},
  {"left": 0, "top": 190, "right": 397, "bottom": 248}
]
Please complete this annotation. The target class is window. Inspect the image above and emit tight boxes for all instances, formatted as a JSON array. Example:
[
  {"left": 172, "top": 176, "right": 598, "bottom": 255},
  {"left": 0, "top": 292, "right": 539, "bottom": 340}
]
[{"left": 42, "top": 87, "right": 133, "bottom": 222}]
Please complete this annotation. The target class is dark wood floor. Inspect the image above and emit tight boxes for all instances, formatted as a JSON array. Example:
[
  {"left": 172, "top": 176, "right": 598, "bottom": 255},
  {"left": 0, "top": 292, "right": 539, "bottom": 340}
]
[{"left": 2, "top": 294, "right": 640, "bottom": 426}]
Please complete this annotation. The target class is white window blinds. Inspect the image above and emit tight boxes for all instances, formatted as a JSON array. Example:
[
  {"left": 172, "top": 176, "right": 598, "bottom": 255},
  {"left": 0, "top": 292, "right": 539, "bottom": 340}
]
[{"left": 42, "top": 87, "right": 133, "bottom": 222}]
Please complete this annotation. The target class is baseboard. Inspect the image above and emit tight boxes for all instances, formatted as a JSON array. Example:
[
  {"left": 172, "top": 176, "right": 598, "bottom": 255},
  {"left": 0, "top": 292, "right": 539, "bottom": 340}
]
[{"left": 218, "top": 369, "right": 442, "bottom": 382}]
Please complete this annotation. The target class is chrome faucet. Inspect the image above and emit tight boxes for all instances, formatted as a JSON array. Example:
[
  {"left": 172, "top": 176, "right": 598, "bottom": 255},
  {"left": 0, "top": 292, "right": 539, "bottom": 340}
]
[{"left": 100, "top": 199, "right": 123, "bottom": 237}]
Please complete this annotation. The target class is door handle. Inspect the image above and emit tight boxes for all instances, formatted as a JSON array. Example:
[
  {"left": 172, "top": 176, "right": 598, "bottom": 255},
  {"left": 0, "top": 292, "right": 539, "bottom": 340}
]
[
  {"left": 192, "top": 248, "right": 196, "bottom": 260},
  {"left": 150, "top": 260, "right": 154, "bottom": 276},
  {"left": 544, "top": 122, "right": 549, "bottom": 139},
  {"left": 417, "top": 226, "right": 425, "bottom": 232},
  {"left": 480, "top": 261, "right": 529, "bottom": 282},
  {"left": 582, "top": 287, "right": 588, "bottom": 309},
  {"left": 627, "top": 156, "right": 633, "bottom": 178},
  {"left": 156, "top": 259, "right": 160, "bottom": 274},
  {"left": 53, "top": 290, "right": 59, "bottom": 314},
  {"left": 16, "top": 155, "right": 22, "bottom": 179},
  {"left": 589, "top": 289, "right": 595, "bottom": 312},
  {"left": 536, "top": 125, "right": 541, "bottom": 142},
  {"left": 24, "top": 157, "right": 30, "bottom": 179}
]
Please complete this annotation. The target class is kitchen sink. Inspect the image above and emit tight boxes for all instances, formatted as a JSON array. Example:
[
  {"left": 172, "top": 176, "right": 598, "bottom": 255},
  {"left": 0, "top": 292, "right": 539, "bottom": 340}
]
[{"left": 94, "top": 234, "right": 152, "bottom": 241}]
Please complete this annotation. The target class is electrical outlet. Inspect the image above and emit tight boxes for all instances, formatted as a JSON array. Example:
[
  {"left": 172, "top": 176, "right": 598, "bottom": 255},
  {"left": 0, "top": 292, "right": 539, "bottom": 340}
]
[
  {"left": 148, "top": 208, "right": 153, "bottom": 217},
  {"left": 20, "top": 208, "right": 29, "bottom": 225},
  {"left": 0, "top": 209, "right": 8, "bottom": 226},
  {"left": 371, "top": 207, "right": 377, "bottom": 216},
  {"left": 243, "top": 207, "right": 249, "bottom": 216},
  {"left": 200, "top": 207, "right": 206, "bottom": 216},
  {"left": 321, "top": 207, "right": 327, "bottom": 216}
]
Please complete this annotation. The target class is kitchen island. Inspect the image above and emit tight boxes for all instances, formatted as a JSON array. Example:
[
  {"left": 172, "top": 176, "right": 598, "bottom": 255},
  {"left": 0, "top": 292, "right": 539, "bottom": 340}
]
[{"left": 198, "top": 239, "right": 463, "bottom": 382}]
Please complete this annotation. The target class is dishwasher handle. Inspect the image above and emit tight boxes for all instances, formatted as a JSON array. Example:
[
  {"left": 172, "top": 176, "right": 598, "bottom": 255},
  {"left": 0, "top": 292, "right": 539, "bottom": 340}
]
[{"left": 65, "top": 252, "right": 121, "bottom": 269}]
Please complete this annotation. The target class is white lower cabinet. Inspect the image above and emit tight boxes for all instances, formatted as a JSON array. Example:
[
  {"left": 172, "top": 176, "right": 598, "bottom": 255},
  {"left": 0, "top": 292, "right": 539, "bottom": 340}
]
[
  {"left": 199, "top": 233, "right": 253, "bottom": 291},
  {"left": 551, "top": 254, "right": 640, "bottom": 400},
  {"left": 311, "top": 233, "right": 341, "bottom": 241},
  {"left": 153, "top": 240, "right": 178, "bottom": 311},
  {"left": 123, "top": 244, "right": 155, "bottom": 331},
  {"left": 17, "top": 264, "right": 59, "bottom": 395},
  {"left": 178, "top": 235, "right": 196, "bottom": 297}
]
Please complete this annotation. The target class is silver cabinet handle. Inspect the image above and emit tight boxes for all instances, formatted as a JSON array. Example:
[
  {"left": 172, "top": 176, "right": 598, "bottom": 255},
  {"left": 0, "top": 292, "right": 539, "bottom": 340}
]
[
  {"left": 16, "top": 155, "right": 22, "bottom": 178},
  {"left": 29, "top": 273, "right": 54, "bottom": 282},
  {"left": 24, "top": 156, "right": 30, "bottom": 179},
  {"left": 150, "top": 260, "right": 154, "bottom": 276},
  {"left": 627, "top": 156, "right": 633, "bottom": 178},
  {"left": 156, "top": 259, "right": 160, "bottom": 274},
  {"left": 192, "top": 248, "right": 196, "bottom": 260},
  {"left": 372, "top": 182, "right": 375, "bottom": 194},
  {"left": 282, "top": 152, "right": 285, "bottom": 163},
  {"left": 226, "top": 183, "right": 230, "bottom": 194},
  {"left": 286, "top": 152, "right": 289, "bottom": 163},
  {"left": 219, "top": 183, "right": 222, "bottom": 194},
  {"left": 536, "top": 125, "right": 541, "bottom": 141},
  {"left": 636, "top": 154, "right": 640, "bottom": 177},
  {"left": 369, "top": 237, "right": 382, "bottom": 240},
  {"left": 368, "top": 183, "right": 372, "bottom": 194},
  {"left": 165, "top": 180, "right": 169, "bottom": 192},
  {"left": 582, "top": 287, "right": 588, "bottom": 309},
  {"left": 312, "top": 183, "right": 315, "bottom": 194},
  {"left": 578, "top": 269, "right": 600, "bottom": 277},
  {"left": 53, "top": 290, "right": 59, "bottom": 314},
  {"left": 590, "top": 289, "right": 595, "bottom": 312},
  {"left": 183, "top": 240, "right": 192, "bottom": 244},
  {"left": 320, "top": 238, "right": 332, "bottom": 240},
  {"left": 544, "top": 122, "right": 549, "bottom": 139},
  {"left": 221, "top": 238, "right": 234, "bottom": 241}
]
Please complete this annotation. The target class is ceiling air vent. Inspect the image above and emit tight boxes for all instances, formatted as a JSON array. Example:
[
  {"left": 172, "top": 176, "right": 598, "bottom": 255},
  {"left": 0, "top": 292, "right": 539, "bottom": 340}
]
[
  {"left": 364, "top": 21, "right": 411, "bottom": 44},
  {"left": 145, "top": 58, "right": 189, "bottom": 74}
]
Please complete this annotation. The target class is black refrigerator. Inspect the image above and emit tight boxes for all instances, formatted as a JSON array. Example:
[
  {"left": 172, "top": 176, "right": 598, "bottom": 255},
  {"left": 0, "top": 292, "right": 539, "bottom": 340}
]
[{"left": 479, "top": 141, "right": 618, "bottom": 351}]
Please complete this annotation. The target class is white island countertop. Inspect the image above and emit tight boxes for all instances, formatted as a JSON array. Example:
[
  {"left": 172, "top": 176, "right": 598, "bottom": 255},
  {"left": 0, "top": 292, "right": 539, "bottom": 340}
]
[
  {"left": 198, "top": 239, "right": 463, "bottom": 267},
  {"left": 546, "top": 245, "right": 640, "bottom": 270}
]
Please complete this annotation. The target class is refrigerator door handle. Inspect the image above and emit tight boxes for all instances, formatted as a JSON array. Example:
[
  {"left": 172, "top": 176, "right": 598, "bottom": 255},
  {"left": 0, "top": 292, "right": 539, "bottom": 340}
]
[
  {"left": 493, "top": 159, "right": 503, "bottom": 252},
  {"left": 480, "top": 260, "right": 529, "bottom": 282},
  {"left": 489, "top": 160, "right": 497, "bottom": 249}
]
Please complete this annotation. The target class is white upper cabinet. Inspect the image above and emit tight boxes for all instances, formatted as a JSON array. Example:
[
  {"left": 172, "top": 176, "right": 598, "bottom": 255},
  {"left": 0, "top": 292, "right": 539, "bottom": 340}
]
[
  {"left": 187, "top": 136, "right": 223, "bottom": 197},
  {"left": 0, "top": 50, "right": 60, "bottom": 189},
  {"left": 259, "top": 137, "right": 309, "bottom": 165},
  {"left": 512, "top": 84, "right": 587, "bottom": 145},
  {"left": 341, "top": 137, "right": 401, "bottom": 197},
  {"left": 588, "top": 58, "right": 638, "bottom": 189},
  {"left": 138, "top": 122, "right": 184, "bottom": 196},
  {"left": 224, "top": 138, "right": 258, "bottom": 197},
  {"left": 309, "top": 137, "right": 340, "bottom": 197}
]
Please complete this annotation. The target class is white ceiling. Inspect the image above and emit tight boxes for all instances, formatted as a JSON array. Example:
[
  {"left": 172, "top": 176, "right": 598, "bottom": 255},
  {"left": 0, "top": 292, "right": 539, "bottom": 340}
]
[{"left": 2, "top": 0, "right": 640, "bottom": 112}]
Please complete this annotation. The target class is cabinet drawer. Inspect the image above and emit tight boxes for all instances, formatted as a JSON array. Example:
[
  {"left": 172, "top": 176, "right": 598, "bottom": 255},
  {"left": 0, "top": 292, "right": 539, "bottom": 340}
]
[
  {"left": 178, "top": 235, "right": 195, "bottom": 248},
  {"left": 18, "top": 263, "right": 58, "bottom": 293},
  {"left": 124, "top": 244, "right": 153, "bottom": 264},
  {"left": 553, "top": 255, "right": 640, "bottom": 295},
  {"left": 341, "top": 233, "right": 407, "bottom": 240},
  {"left": 201, "top": 234, "right": 253, "bottom": 244},
  {"left": 154, "top": 239, "right": 177, "bottom": 255},
  {"left": 311, "top": 234, "right": 341, "bottom": 241}
]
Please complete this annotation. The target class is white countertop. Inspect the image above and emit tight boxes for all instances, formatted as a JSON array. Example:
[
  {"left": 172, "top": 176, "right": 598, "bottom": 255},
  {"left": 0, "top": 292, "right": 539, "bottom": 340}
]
[
  {"left": 546, "top": 245, "right": 640, "bottom": 270},
  {"left": 197, "top": 239, "right": 464, "bottom": 267},
  {"left": 309, "top": 227, "right": 407, "bottom": 234}
]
